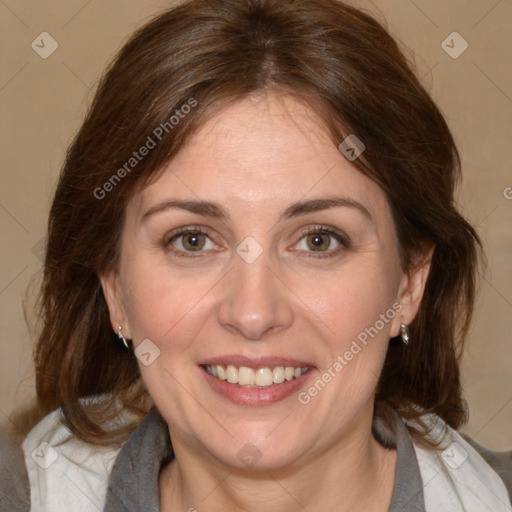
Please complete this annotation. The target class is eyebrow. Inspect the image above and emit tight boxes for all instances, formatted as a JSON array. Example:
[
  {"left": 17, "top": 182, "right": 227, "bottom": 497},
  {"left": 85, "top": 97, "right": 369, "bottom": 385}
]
[{"left": 142, "top": 196, "right": 372, "bottom": 222}]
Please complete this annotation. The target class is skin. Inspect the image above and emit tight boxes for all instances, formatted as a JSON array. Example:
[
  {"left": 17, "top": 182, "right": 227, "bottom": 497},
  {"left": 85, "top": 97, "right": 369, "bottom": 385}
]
[{"left": 101, "top": 92, "right": 432, "bottom": 512}]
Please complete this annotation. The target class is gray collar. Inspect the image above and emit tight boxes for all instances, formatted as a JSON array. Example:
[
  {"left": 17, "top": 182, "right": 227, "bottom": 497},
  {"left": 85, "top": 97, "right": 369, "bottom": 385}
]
[
  {"left": 384, "top": 406, "right": 426, "bottom": 511},
  {"left": 103, "top": 405, "right": 425, "bottom": 512}
]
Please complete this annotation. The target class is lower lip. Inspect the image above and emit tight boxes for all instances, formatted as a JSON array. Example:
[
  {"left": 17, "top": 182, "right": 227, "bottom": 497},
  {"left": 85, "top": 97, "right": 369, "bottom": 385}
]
[{"left": 200, "top": 366, "right": 315, "bottom": 406}]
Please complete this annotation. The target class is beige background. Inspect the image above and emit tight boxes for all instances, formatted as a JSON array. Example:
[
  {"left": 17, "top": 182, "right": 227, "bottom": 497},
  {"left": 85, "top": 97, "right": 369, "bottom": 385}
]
[{"left": 1, "top": 0, "right": 511, "bottom": 449}]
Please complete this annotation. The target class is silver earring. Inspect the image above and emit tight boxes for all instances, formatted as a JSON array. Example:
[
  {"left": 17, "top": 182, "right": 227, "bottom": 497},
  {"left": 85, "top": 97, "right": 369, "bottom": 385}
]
[
  {"left": 400, "top": 323, "right": 410, "bottom": 345},
  {"left": 118, "top": 326, "right": 130, "bottom": 350}
]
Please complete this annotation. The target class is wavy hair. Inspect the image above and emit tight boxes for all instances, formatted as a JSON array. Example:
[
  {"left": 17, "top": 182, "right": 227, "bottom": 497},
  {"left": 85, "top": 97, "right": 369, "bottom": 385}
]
[{"left": 33, "top": 0, "right": 480, "bottom": 446}]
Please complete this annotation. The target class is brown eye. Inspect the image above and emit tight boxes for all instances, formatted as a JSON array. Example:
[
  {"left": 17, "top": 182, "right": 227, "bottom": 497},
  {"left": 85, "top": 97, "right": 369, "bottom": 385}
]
[
  {"left": 294, "top": 226, "right": 350, "bottom": 258},
  {"left": 181, "top": 231, "right": 206, "bottom": 251},
  {"left": 306, "top": 232, "right": 331, "bottom": 251},
  {"left": 166, "top": 227, "right": 216, "bottom": 257}
]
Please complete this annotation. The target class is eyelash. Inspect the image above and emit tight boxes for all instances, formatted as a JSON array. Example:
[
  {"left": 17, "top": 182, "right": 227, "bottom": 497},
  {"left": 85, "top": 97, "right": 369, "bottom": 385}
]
[
  {"left": 164, "top": 227, "right": 215, "bottom": 259},
  {"left": 297, "top": 226, "right": 350, "bottom": 258},
  {"left": 164, "top": 225, "right": 350, "bottom": 259}
]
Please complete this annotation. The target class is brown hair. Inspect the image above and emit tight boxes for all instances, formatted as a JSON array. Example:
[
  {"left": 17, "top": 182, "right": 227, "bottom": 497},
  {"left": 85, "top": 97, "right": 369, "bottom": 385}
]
[{"left": 34, "top": 0, "right": 480, "bottom": 446}]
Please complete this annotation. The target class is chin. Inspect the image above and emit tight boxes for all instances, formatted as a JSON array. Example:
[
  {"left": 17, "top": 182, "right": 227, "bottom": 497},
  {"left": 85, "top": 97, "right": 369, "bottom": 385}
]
[{"left": 207, "top": 427, "right": 308, "bottom": 472}]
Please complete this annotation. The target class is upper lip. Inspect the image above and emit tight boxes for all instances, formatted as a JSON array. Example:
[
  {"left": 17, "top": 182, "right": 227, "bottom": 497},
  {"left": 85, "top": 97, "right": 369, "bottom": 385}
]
[{"left": 199, "top": 355, "right": 315, "bottom": 369}]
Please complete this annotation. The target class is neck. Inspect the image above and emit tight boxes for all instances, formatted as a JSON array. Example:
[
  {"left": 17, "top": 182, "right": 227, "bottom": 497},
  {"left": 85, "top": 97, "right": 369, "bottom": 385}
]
[{"left": 159, "top": 410, "right": 397, "bottom": 512}]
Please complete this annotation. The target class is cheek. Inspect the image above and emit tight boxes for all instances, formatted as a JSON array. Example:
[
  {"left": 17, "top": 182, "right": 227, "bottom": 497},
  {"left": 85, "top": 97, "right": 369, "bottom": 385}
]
[
  {"left": 294, "top": 261, "right": 401, "bottom": 409},
  {"left": 120, "top": 256, "right": 218, "bottom": 349},
  {"left": 302, "top": 263, "right": 400, "bottom": 343},
  {"left": 293, "top": 269, "right": 399, "bottom": 420}
]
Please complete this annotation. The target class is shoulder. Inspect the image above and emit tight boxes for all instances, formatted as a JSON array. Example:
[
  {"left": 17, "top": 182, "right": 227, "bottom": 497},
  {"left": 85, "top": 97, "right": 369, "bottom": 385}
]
[
  {"left": 406, "top": 411, "right": 512, "bottom": 510},
  {"left": 461, "top": 433, "right": 512, "bottom": 502},
  {"left": 0, "top": 425, "right": 30, "bottom": 511},
  {"left": 21, "top": 400, "right": 133, "bottom": 512},
  {"left": 103, "top": 408, "right": 173, "bottom": 511}
]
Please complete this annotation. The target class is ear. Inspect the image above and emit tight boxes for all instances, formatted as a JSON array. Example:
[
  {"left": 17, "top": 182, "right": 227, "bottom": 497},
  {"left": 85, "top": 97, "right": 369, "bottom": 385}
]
[
  {"left": 391, "top": 244, "right": 434, "bottom": 337},
  {"left": 99, "top": 270, "right": 132, "bottom": 339}
]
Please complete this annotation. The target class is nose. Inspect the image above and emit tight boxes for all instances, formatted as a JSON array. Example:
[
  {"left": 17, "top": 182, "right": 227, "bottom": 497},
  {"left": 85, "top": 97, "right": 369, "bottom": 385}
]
[{"left": 216, "top": 250, "right": 294, "bottom": 341}]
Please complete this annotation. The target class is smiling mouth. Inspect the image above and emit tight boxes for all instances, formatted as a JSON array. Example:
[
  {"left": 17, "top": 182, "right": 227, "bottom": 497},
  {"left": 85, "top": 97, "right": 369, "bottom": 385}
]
[{"left": 202, "top": 364, "right": 310, "bottom": 388}]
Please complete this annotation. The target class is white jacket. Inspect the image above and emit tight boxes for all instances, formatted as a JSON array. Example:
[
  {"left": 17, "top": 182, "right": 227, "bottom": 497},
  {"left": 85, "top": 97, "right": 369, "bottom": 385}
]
[{"left": 22, "top": 405, "right": 511, "bottom": 512}]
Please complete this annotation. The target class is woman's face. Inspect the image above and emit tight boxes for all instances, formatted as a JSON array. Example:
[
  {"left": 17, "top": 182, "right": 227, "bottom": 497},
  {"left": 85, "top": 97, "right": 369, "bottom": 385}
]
[{"left": 102, "top": 93, "right": 428, "bottom": 471}]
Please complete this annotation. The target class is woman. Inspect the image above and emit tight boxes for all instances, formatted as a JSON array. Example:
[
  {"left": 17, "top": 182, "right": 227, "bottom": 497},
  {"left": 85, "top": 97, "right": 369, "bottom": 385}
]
[{"left": 16, "top": 0, "right": 511, "bottom": 510}]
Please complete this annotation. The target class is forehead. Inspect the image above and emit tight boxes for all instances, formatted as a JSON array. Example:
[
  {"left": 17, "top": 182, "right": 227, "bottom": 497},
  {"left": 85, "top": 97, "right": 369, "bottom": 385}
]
[{"left": 132, "top": 93, "right": 389, "bottom": 221}]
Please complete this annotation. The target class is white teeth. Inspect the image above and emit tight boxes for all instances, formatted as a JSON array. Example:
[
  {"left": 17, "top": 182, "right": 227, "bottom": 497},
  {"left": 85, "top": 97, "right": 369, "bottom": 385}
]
[
  {"left": 273, "top": 366, "right": 285, "bottom": 384},
  {"left": 255, "top": 367, "right": 273, "bottom": 387},
  {"left": 205, "top": 364, "right": 309, "bottom": 388},
  {"left": 238, "top": 366, "right": 255, "bottom": 386},
  {"left": 226, "top": 364, "right": 238, "bottom": 384}
]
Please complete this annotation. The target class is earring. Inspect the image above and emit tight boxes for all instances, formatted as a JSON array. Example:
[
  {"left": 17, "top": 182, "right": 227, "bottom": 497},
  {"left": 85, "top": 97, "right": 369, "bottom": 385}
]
[
  {"left": 400, "top": 323, "right": 410, "bottom": 345},
  {"left": 118, "top": 326, "right": 130, "bottom": 350}
]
